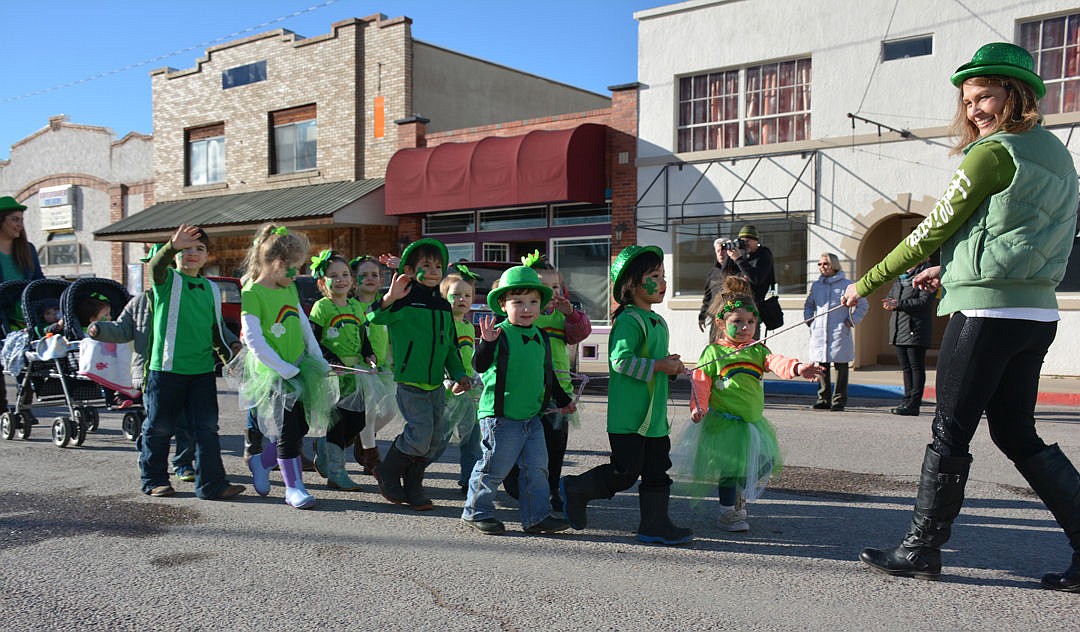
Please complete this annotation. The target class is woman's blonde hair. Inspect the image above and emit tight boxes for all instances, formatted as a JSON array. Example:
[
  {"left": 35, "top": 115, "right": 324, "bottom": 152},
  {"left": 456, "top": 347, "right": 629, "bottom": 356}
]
[
  {"left": 820, "top": 252, "right": 841, "bottom": 275},
  {"left": 950, "top": 75, "right": 1041, "bottom": 154},
  {"left": 242, "top": 223, "right": 311, "bottom": 282}
]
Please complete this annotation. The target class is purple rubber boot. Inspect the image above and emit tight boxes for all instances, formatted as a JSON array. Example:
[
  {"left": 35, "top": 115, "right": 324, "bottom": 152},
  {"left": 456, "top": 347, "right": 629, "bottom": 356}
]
[{"left": 278, "top": 456, "right": 316, "bottom": 509}]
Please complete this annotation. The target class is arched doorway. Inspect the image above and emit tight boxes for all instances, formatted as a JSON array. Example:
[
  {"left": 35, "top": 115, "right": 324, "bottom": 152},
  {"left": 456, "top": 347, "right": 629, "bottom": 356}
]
[{"left": 849, "top": 205, "right": 947, "bottom": 368}]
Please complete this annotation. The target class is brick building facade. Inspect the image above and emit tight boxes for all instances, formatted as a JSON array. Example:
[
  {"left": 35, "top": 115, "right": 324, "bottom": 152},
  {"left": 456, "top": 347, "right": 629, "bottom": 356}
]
[{"left": 98, "top": 13, "right": 611, "bottom": 278}]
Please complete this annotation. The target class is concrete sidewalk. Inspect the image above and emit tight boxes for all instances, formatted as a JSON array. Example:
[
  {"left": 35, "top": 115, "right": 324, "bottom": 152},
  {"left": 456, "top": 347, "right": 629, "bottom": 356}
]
[{"left": 765, "top": 366, "right": 1080, "bottom": 407}]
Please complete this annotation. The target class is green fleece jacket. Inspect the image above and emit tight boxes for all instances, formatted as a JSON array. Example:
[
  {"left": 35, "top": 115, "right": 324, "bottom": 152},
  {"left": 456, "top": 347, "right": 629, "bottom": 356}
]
[{"left": 369, "top": 282, "right": 466, "bottom": 390}]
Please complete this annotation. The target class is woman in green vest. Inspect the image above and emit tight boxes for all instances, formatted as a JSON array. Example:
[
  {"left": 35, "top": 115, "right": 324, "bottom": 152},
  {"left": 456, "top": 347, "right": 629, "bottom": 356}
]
[{"left": 841, "top": 43, "right": 1080, "bottom": 592}]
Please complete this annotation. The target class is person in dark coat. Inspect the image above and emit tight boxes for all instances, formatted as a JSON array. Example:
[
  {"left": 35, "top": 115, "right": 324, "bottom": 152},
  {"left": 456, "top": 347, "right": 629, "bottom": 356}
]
[
  {"left": 698, "top": 238, "right": 740, "bottom": 339},
  {"left": 882, "top": 260, "right": 935, "bottom": 416}
]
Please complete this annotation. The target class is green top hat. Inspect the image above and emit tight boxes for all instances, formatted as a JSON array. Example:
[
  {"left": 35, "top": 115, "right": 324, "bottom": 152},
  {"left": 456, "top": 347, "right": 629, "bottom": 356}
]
[
  {"left": 399, "top": 237, "right": 449, "bottom": 276},
  {"left": 486, "top": 265, "right": 553, "bottom": 316},
  {"left": 0, "top": 196, "right": 27, "bottom": 214},
  {"left": 139, "top": 243, "right": 165, "bottom": 263},
  {"left": 609, "top": 245, "right": 663, "bottom": 302},
  {"left": 950, "top": 42, "right": 1045, "bottom": 99}
]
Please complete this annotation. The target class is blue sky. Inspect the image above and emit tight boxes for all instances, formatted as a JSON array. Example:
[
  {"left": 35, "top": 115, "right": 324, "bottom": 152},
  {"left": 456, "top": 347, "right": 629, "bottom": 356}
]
[{"left": 0, "top": 0, "right": 663, "bottom": 159}]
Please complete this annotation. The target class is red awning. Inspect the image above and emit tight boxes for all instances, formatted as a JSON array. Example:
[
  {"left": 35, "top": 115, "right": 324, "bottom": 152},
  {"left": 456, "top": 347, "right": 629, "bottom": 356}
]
[{"left": 385, "top": 123, "right": 606, "bottom": 215}]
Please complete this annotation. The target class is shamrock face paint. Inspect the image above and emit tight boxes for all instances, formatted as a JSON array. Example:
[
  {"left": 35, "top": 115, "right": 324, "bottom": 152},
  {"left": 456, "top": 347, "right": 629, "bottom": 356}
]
[
  {"left": 285, "top": 266, "right": 298, "bottom": 279},
  {"left": 642, "top": 277, "right": 658, "bottom": 295},
  {"left": 416, "top": 268, "right": 426, "bottom": 281},
  {"left": 726, "top": 322, "right": 739, "bottom": 338}
]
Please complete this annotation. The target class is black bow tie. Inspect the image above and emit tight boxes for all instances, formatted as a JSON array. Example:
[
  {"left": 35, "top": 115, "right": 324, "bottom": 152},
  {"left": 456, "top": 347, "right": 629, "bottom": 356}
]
[
  {"left": 649, "top": 316, "right": 660, "bottom": 327},
  {"left": 188, "top": 282, "right": 204, "bottom": 291},
  {"left": 521, "top": 333, "right": 542, "bottom": 345}
]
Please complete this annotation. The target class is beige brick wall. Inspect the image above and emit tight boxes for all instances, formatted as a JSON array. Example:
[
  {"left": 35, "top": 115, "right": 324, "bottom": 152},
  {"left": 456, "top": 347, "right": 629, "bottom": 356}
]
[{"left": 152, "top": 16, "right": 413, "bottom": 202}]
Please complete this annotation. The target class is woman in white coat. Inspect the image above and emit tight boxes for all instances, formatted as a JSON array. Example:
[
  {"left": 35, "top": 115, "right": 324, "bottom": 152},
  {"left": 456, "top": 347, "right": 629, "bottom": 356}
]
[{"left": 803, "top": 253, "right": 868, "bottom": 411}]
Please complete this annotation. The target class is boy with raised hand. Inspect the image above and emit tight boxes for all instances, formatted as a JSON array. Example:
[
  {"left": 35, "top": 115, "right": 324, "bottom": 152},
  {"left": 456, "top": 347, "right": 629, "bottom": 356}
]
[
  {"left": 138, "top": 224, "right": 243, "bottom": 500},
  {"left": 370, "top": 238, "right": 469, "bottom": 510},
  {"left": 461, "top": 265, "right": 576, "bottom": 535}
]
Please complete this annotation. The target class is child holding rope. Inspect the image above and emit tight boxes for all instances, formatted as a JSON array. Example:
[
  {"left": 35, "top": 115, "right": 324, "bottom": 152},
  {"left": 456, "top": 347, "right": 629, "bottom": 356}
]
[{"left": 672, "top": 277, "right": 822, "bottom": 531}]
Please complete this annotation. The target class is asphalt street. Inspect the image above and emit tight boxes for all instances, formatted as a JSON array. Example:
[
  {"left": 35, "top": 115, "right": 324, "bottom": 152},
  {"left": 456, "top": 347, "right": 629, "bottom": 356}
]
[{"left": 1, "top": 382, "right": 1078, "bottom": 631}]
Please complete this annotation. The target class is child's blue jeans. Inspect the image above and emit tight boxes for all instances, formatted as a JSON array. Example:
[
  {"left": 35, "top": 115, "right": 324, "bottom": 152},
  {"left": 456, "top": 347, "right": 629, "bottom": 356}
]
[{"left": 462, "top": 415, "right": 552, "bottom": 528}]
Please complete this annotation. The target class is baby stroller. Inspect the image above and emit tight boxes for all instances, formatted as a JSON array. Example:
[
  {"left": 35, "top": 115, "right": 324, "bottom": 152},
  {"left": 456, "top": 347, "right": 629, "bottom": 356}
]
[
  {"left": 1, "top": 278, "right": 70, "bottom": 443},
  {"left": 0, "top": 279, "right": 31, "bottom": 441},
  {"left": 63, "top": 277, "right": 145, "bottom": 443}
]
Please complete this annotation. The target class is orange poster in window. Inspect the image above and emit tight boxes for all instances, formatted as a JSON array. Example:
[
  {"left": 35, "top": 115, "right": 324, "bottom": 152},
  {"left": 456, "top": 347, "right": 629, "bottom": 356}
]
[{"left": 374, "top": 95, "right": 384, "bottom": 139}]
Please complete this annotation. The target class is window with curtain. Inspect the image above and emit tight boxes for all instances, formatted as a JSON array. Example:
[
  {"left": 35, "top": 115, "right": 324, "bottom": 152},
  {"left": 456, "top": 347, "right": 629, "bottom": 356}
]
[
  {"left": 186, "top": 123, "right": 225, "bottom": 186},
  {"left": 677, "top": 58, "right": 811, "bottom": 152},
  {"left": 1020, "top": 13, "right": 1080, "bottom": 114},
  {"left": 271, "top": 104, "right": 317, "bottom": 174}
]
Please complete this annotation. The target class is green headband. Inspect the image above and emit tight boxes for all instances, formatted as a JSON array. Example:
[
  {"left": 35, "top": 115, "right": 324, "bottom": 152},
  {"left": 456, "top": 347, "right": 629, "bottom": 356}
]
[{"left": 717, "top": 299, "right": 758, "bottom": 320}]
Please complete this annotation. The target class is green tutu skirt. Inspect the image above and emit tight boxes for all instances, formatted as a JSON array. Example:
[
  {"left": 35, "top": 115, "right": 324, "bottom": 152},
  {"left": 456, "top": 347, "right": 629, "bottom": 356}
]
[
  {"left": 337, "top": 368, "right": 401, "bottom": 433},
  {"left": 226, "top": 348, "right": 339, "bottom": 440},
  {"left": 670, "top": 409, "right": 782, "bottom": 502}
]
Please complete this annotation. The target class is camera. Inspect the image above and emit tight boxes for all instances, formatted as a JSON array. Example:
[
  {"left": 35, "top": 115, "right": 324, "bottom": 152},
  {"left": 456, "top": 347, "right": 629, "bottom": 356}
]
[{"left": 720, "top": 238, "right": 746, "bottom": 251}]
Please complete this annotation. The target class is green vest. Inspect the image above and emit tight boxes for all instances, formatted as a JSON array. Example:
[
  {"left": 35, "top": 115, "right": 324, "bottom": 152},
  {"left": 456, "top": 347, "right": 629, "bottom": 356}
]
[
  {"left": 477, "top": 322, "right": 552, "bottom": 420},
  {"left": 939, "top": 126, "right": 1078, "bottom": 314},
  {"left": 149, "top": 269, "right": 220, "bottom": 374}
]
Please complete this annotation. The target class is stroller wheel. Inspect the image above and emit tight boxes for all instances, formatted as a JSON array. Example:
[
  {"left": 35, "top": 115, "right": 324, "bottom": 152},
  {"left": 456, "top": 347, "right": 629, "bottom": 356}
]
[
  {"left": 86, "top": 408, "right": 100, "bottom": 432},
  {"left": 72, "top": 409, "right": 88, "bottom": 447},
  {"left": 16, "top": 413, "right": 34, "bottom": 440},
  {"left": 52, "top": 417, "right": 72, "bottom": 448},
  {"left": 122, "top": 412, "right": 140, "bottom": 442},
  {"left": 0, "top": 412, "right": 14, "bottom": 440}
]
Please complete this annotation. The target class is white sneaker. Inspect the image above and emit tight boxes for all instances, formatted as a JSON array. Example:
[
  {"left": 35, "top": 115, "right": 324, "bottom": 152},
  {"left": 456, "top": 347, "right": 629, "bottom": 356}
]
[{"left": 718, "top": 505, "right": 749, "bottom": 532}]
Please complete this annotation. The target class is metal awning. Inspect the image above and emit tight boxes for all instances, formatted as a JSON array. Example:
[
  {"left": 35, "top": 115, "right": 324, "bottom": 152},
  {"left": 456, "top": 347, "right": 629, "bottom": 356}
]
[{"left": 96, "top": 179, "right": 387, "bottom": 242}]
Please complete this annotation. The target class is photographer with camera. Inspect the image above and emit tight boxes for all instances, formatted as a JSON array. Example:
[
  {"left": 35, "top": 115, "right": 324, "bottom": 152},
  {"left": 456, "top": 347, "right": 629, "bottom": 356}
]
[{"left": 698, "top": 225, "right": 779, "bottom": 336}]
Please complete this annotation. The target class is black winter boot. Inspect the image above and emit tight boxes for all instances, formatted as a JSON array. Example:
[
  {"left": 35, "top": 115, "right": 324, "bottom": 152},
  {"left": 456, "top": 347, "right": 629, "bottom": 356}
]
[
  {"left": 1015, "top": 443, "right": 1080, "bottom": 592},
  {"left": 403, "top": 457, "right": 434, "bottom": 511},
  {"left": 636, "top": 488, "right": 693, "bottom": 545},
  {"left": 860, "top": 445, "right": 971, "bottom": 580},
  {"left": 559, "top": 467, "right": 613, "bottom": 530},
  {"left": 374, "top": 444, "right": 409, "bottom": 504}
]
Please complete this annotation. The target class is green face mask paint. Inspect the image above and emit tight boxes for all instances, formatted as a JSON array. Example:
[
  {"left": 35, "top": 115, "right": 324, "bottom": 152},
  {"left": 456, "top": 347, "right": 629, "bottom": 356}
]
[
  {"left": 416, "top": 268, "right": 427, "bottom": 281},
  {"left": 726, "top": 322, "right": 739, "bottom": 338},
  {"left": 642, "top": 277, "right": 658, "bottom": 295},
  {"left": 285, "top": 266, "right": 297, "bottom": 279}
]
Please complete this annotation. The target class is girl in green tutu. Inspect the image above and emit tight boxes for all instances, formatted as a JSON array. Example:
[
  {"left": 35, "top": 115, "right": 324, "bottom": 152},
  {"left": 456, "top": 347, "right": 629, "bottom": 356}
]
[{"left": 672, "top": 276, "right": 821, "bottom": 531}]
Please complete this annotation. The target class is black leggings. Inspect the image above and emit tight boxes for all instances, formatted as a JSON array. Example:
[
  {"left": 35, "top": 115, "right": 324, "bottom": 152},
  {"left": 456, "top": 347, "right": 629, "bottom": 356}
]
[
  {"left": 277, "top": 402, "right": 309, "bottom": 460},
  {"left": 326, "top": 407, "right": 366, "bottom": 449},
  {"left": 895, "top": 345, "right": 927, "bottom": 402},
  {"left": 931, "top": 314, "right": 1055, "bottom": 462}
]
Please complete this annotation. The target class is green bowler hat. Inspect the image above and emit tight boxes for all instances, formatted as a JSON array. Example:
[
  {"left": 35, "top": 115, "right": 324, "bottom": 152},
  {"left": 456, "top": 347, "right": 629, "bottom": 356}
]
[
  {"left": 609, "top": 244, "right": 663, "bottom": 302},
  {"left": 950, "top": 42, "right": 1045, "bottom": 99},
  {"left": 398, "top": 237, "right": 449, "bottom": 275},
  {"left": 0, "top": 196, "right": 27, "bottom": 213},
  {"left": 486, "top": 265, "right": 553, "bottom": 316}
]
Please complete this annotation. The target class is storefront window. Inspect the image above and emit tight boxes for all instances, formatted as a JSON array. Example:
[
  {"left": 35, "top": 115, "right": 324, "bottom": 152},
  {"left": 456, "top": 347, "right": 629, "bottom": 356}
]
[
  {"left": 478, "top": 207, "right": 546, "bottom": 232},
  {"left": 551, "top": 237, "right": 611, "bottom": 324},
  {"left": 552, "top": 202, "right": 611, "bottom": 226},
  {"left": 673, "top": 216, "right": 808, "bottom": 296},
  {"left": 424, "top": 211, "right": 475, "bottom": 234}
]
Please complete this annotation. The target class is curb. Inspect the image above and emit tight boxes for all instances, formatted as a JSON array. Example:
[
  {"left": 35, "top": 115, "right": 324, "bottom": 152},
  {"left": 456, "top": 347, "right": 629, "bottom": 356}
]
[{"left": 764, "top": 380, "right": 903, "bottom": 400}]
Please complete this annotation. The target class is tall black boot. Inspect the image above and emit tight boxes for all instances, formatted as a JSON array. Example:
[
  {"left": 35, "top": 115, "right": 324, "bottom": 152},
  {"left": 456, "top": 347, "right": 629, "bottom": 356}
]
[
  {"left": 860, "top": 445, "right": 972, "bottom": 580},
  {"left": 374, "top": 444, "right": 409, "bottom": 504},
  {"left": 637, "top": 487, "right": 693, "bottom": 546},
  {"left": 403, "top": 457, "right": 434, "bottom": 511},
  {"left": 242, "top": 427, "right": 264, "bottom": 464},
  {"left": 560, "top": 466, "right": 614, "bottom": 530},
  {"left": 1015, "top": 443, "right": 1080, "bottom": 592}
]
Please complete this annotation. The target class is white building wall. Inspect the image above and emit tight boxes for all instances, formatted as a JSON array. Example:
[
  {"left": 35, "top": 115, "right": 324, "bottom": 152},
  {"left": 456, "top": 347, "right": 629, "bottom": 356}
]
[{"left": 636, "top": 0, "right": 1080, "bottom": 375}]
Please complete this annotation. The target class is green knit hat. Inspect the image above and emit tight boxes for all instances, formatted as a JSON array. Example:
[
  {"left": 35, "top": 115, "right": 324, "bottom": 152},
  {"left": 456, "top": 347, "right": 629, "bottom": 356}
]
[
  {"left": 399, "top": 237, "right": 449, "bottom": 277},
  {"left": 486, "top": 265, "right": 553, "bottom": 316},
  {"left": 950, "top": 42, "right": 1045, "bottom": 99},
  {"left": 609, "top": 245, "right": 663, "bottom": 302}
]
